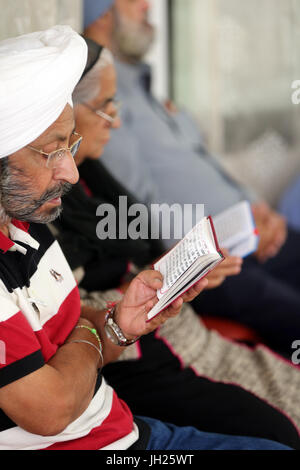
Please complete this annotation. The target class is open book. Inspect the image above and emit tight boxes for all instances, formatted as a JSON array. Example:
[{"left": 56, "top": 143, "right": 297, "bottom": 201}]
[
  {"left": 147, "top": 216, "right": 224, "bottom": 321},
  {"left": 212, "top": 201, "right": 259, "bottom": 258}
]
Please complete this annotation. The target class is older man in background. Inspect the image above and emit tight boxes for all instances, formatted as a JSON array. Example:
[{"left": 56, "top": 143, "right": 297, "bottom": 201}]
[{"left": 83, "top": 0, "right": 300, "bottom": 357}]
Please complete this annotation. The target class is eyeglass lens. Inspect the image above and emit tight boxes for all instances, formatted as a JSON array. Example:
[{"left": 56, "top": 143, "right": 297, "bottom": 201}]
[
  {"left": 46, "top": 138, "right": 81, "bottom": 168},
  {"left": 70, "top": 139, "right": 81, "bottom": 157}
]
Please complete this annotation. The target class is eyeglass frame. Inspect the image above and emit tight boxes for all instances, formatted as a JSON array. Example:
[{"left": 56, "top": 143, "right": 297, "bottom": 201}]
[
  {"left": 27, "top": 131, "right": 83, "bottom": 168},
  {"left": 83, "top": 99, "right": 121, "bottom": 124}
]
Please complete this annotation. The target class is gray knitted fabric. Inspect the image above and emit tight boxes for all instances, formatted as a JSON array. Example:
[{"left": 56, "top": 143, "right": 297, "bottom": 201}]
[{"left": 80, "top": 288, "right": 300, "bottom": 431}]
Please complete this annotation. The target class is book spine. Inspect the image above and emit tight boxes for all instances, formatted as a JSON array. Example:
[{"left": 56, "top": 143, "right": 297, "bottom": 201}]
[{"left": 207, "top": 215, "right": 224, "bottom": 258}]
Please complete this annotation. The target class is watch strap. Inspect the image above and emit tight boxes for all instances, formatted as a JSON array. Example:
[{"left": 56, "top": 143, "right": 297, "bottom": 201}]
[{"left": 104, "top": 304, "right": 140, "bottom": 347}]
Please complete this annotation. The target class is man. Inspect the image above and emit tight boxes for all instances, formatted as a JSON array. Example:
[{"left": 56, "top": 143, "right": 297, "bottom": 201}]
[
  {"left": 83, "top": 0, "right": 300, "bottom": 356},
  {"left": 0, "top": 24, "right": 284, "bottom": 452}
]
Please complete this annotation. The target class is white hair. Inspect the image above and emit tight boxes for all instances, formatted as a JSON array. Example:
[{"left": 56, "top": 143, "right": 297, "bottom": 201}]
[{"left": 73, "top": 47, "right": 114, "bottom": 105}]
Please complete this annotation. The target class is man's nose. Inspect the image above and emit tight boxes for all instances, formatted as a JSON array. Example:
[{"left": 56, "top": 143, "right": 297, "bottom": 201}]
[
  {"left": 52, "top": 151, "right": 79, "bottom": 185},
  {"left": 142, "top": 0, "right": 150, "bottom": 12}
]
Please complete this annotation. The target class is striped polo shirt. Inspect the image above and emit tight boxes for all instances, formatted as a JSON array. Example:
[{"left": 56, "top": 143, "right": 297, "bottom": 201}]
[{"left": 0, "top": 220, "right": 140, "bottom": 450}]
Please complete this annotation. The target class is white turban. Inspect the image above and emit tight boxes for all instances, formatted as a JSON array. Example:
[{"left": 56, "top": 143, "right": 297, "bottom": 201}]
[{"left": 0, "top": 25, "right": 88, "bottom": 159}]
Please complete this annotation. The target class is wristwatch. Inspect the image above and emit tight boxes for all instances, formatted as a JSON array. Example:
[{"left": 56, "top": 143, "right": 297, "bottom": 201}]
[{"left": 104, "top": 304, "right": 140, "bottom": 347}]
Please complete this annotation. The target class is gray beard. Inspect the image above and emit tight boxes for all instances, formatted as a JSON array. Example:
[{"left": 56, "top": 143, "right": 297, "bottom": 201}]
[
  {"left": 113, "top": 16, "right": 155, "bottom": 62},
  {"left": 0, "top": 157, "right": 72, "bottom": 225}
]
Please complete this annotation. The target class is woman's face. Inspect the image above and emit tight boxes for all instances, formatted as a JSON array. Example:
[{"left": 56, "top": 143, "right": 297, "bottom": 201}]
[{"left": 74, "top": 64, "right": 121, "bottom": 165}]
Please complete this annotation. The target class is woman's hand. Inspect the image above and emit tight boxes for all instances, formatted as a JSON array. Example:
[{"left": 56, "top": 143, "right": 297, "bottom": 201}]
[
  {"left": 205, "top": 249, "right": 243, "bottom": 289},
  {"left": 252, "top": 202, "right": 287, "bottom": 263}
]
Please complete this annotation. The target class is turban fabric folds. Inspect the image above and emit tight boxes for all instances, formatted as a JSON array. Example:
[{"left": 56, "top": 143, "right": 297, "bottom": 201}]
[{"left": 0, "top": 25, "right": 87, "bottom": 159}]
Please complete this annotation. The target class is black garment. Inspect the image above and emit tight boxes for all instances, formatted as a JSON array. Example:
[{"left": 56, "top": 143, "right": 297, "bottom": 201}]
[
  {"left": 192, "top": 227, "right": 300, "bottom": 356},
  {"left": 103, "top": 332, "right": 300, "bottom": 450},
  {"left": 54, "top": 159, "right": 164, "bottom": 291},
  {"left": 128, "top": 417, "right": 151, "bottom": 450},
  {"left": 54, "top": 158, "right": 300, "bottom": 448}
]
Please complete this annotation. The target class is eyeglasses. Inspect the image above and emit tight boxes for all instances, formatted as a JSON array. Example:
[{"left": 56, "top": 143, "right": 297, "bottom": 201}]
[
  {"left": 27, "top": 132, "right": 82, "bottom": 169},
  {"left": 83, "top": 99, "right": 121, "bottom": 124}
]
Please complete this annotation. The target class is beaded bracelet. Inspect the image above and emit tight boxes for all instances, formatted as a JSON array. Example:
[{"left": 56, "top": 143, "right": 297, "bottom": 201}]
[
  {"left": 75, "top": 325, "right": 103, "bottom": 368},
  {"left": 75, "top": 325, "right": 102, "bottom": 349}
]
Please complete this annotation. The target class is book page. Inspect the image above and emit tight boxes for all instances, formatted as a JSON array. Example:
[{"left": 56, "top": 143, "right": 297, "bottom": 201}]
[
  {"left": 155, "top": 217, "right": 216, "bottom": 298},
  {"left": 162, "top": 255, "right": 218, "bottom": 303},
  {"left": 148, "top": 254, "right": 222, "bottom": 321},
  {"left": 212, "top": 201, "right": 256, "bottom": 256},
  {"left": 229, "top": 233, "right": 258, "bottom": 257}
]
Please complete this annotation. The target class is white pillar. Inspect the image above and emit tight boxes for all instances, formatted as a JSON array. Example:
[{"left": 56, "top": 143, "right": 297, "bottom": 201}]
[{"left": 145, "top": 0, "right": 169, "bottom": 100}]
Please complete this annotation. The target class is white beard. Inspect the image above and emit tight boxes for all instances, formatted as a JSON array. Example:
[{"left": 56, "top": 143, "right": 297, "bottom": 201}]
[{"left": 113, "top": 14, "right": 155, "bottom": 61}]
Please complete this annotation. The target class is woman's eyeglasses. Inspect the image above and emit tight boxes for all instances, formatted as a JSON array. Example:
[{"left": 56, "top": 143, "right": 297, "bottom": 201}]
[{"left": 83, "top": 99, "right": 121, "bottom": 124}]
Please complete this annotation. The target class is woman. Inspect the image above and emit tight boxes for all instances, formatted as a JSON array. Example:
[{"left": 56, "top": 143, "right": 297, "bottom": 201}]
[
  {"left": 52, "top": 39, "right": 300, "bottom": 450},
  {"left": 53, "top": 39, "right": 164, "bottom": 292}
]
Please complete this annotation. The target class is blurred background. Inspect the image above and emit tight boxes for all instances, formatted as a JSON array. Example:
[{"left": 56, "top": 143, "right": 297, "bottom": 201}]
[{"left": 1, "top": 0, "right": 300, "bottom": 207}]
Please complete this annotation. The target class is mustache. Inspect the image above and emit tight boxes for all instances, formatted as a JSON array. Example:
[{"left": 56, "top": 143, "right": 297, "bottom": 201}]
[
  {"left": 2, "top": 181, "right": 73, "bottom": 220},
  {"left": 38, "top": 182, "right": 73, "bottom": 206},
  {"left": 19, "top": 182, "right": 73, "bottom": 217}
]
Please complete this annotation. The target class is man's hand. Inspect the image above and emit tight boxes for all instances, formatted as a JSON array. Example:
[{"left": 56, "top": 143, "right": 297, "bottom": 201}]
[
  {"left": 114, "top": 270, "right": 208, "bottom": 339},
  {"left": 164, "top": 99, "right": 178, "bottom": 115},
  {"left": 252, "top": 202, "right": 287, "bottom": 263},
  {"left": 205, "top": 249, "right": 243, "bottom": 289}
]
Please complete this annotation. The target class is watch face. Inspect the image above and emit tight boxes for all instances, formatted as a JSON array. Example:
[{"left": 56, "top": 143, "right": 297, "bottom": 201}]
[{"left": 104, "top": 324, "right": 119, "bottom": 345}]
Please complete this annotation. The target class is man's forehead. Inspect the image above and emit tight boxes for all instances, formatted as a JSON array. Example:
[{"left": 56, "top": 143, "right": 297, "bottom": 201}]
[{"left": 116, "top": 0, "right": 144, "bottom": 15}]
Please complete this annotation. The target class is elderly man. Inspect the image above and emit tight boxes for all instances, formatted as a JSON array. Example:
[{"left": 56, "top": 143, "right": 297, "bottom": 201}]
[
  {"left": 83, "top": 0, "right": 300, "bottom": 357},
  {"left": 0, "top": 25, "right": 286, "bottom": 451}
]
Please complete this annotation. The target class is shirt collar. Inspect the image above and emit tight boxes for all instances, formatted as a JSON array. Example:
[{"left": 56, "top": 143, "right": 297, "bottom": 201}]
[
  {"left": 0, "top": 220, "right": 40, "bottom": 255},
  {"left": 115, "top": 60, "right": 152, "bottom": 93}
]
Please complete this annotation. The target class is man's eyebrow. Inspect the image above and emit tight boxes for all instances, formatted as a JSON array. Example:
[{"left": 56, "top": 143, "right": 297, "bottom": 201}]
[{"left": 50, "top": 125, "right": 76, "bottom": 143}]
